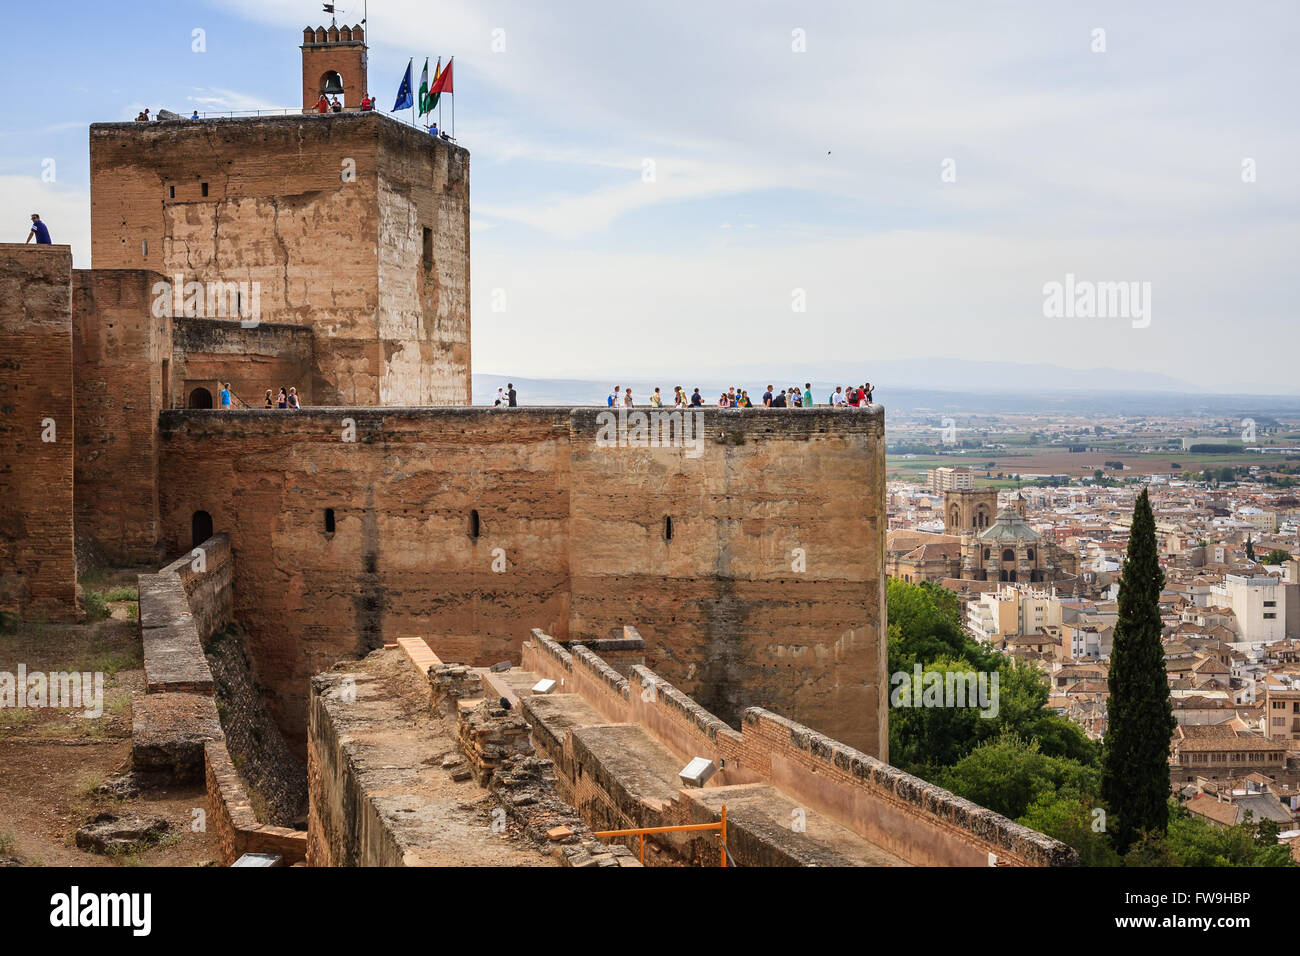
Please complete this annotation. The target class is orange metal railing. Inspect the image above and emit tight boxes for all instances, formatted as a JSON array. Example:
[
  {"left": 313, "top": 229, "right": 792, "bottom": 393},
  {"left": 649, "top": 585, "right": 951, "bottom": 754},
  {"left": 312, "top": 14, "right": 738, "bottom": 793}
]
[{"left": 593, "top": 804, "right": 729, "bottom": 867}]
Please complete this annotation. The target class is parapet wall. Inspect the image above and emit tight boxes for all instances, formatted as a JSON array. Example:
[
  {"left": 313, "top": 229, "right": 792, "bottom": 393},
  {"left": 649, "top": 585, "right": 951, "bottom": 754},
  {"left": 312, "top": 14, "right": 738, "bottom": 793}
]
[
  {"left": 134, "top": 533, "right": 306, "bottom": 863},
  {"left": 521, "top": 631, "right": 1077, "bottom": 867},
  {"left": 156, "top": 405, "right": 887, "bottom": 758},
  {"left": 0, "top": 244, "right": 76, "bottom": 619}
]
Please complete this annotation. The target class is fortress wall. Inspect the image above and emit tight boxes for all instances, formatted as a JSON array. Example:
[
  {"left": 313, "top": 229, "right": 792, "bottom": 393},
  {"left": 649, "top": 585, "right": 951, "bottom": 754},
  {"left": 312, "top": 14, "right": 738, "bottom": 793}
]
[
  {"left": 171, "top": 317, "right": 316, "bottom": 409},
  {"left": 91, "top": 116, "right": 382, "bottom": 404},
  {"left": 72, "top": 268, "right": 170, "bottom": 565},
  {"left": 376, "top": 121, "right": 471, "bottom": 405},
  {"left": 0, "top": 244, "right": 76, "bottom": 618},
  {"left": 156, "top": 406, "right": 886, "bottom": 758},
  {"left": 522, "top": 632, "right": 1075, "bottom": 867},
  {"left": 737, "top": 709, "right": 1077, "bottom": 867},
  {"left": 567, "top": 407, "right": 888, "bottom": 757},
  {"left": 90, "top": 114, "right": 470, "bottom": 407},
  {"left": 157, "top": 408, "right": 573, "bottom": 747}
]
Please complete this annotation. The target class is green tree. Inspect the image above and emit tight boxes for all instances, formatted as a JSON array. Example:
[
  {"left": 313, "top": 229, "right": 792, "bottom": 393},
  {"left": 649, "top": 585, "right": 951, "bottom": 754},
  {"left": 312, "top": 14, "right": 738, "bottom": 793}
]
[
  {"left": 1246, "top": 537, "right": 1255, "bottom": 561},
  {"left": 1019, "top": 791, "right": 1121, "bottom": 867},
  {"left": 937, "top": 733, "right": 1099, "bottom": 820},
  {"left": 1102, "top": 488, "right": 1176, "bottom": 851},
  {"left": 1261, "top": 549, "right": 1290, "bottom": 565}
]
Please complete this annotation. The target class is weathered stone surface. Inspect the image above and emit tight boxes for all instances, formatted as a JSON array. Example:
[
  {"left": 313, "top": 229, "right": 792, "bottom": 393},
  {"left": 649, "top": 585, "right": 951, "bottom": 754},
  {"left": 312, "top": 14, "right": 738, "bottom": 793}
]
[
  {"left": 0, "top": 244, "right": 77, "bottom": 619},
  {"left": 138, "top": 574, "right": 215, "bottom": 693},
  {"left": 89, "top": 113, "right": 469, "bottom": 406},
  {"left": 75, "top": 813, "right": 170, "bottom": 855},
  {"left": 156, "top": 405, "right": 887, "bottom": 759},
  {"left": 93, "top": 773, "right": 142, "bottom": 799},
  {"left": 131, "top": 691, "right": 223, "bottom": 784}
]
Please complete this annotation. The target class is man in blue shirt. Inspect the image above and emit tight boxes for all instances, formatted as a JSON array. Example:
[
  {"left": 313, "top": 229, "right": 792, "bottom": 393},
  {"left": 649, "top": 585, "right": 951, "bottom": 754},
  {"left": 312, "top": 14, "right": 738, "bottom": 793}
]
[
  {"left": 26, "top": 214, "right": 51, "bottom": 244},
  {"left": 220, "top": 383, "right": 232, "bottom": 408}
]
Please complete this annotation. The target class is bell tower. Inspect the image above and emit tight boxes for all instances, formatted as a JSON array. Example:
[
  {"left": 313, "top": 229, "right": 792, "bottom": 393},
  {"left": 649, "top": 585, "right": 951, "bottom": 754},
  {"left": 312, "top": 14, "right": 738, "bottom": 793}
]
[{"left": 301, "top": 23, "right": 368, "bottom": 110}]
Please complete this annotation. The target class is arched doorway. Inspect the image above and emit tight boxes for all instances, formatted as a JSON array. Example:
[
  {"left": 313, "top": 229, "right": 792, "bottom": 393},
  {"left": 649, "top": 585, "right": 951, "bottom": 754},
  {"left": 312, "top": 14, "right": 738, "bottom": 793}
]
[
  {"left": 192, "top": 511, "right": 213, "bottom": 549},
  {"left": 188, "top": 387, "right": 213, "bottom": 409}
]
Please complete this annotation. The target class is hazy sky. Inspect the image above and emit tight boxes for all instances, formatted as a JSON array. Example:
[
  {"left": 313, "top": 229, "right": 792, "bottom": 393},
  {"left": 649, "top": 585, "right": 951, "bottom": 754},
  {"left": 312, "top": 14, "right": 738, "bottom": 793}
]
[{"left": 4, "top": 1, "right": 1297, "bottom": 387}]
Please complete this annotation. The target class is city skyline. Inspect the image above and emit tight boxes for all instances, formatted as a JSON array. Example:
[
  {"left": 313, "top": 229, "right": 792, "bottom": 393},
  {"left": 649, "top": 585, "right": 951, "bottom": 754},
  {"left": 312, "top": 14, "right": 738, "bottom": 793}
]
[{"left": 2, "top": 0, "right": 1296, "bottom": 388}]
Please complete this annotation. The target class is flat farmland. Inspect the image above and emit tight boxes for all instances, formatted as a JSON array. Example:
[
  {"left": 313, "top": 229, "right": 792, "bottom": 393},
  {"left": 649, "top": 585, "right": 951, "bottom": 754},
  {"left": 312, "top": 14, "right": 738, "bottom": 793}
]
[{"left": 887, "top": 448, "right": 1294, "bottom": 482}]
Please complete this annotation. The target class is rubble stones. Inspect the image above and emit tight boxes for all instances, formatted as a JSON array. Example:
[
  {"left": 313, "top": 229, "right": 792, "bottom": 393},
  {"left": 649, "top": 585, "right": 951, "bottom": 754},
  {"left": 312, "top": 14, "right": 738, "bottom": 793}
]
[{"left": 75, "top": 813, "right": 170, "bottom": 855}]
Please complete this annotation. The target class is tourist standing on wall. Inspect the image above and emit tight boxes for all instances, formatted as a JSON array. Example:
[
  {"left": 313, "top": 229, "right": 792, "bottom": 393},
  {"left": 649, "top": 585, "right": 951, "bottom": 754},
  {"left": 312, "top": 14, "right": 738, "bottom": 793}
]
[
  {"left": 264, "top": 389, "right": 274, "bottom": 408},
  {"left": 623, "top": 387, "right": 633, "bottom": 407},
  {"left": 288, "top": 387, "right": 301, "bottom": 409},
  {"left": 650, "top": 387, "right": 663, "bottom": 407},
  {"left": 276, "top": 387, "right": 288, "bottom": 408},
  {"left": 507, "top": 383, "right": 517, "bottom": 407},
  {"left": 804, "top": 383, "right": 814, "bottom": 407},
  {"left": 219, "top": 383, "right": 232, "bottom": 408},
  {"left": 690, "top": 388, "right": 703, "bottom": 407}
]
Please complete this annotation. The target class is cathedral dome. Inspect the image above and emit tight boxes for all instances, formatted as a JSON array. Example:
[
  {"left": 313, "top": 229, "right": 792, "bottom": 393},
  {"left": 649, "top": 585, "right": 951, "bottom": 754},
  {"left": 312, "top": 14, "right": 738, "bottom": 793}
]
[{"left": 977, "top": 506, "right": 1041, "bottom": 543}]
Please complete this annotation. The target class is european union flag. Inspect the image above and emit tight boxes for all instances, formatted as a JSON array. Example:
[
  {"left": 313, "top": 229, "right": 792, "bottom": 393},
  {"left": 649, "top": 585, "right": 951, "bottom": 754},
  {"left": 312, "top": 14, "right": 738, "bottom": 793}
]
[{"left": 392, "top": 58, "right": 414, "bottom": 111}]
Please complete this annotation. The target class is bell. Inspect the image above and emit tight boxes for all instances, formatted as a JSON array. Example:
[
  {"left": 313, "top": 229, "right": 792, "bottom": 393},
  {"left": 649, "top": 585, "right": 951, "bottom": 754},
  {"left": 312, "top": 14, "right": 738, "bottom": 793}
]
[{"left": 322, "top": 73, "right": 345, "bottom": 96}]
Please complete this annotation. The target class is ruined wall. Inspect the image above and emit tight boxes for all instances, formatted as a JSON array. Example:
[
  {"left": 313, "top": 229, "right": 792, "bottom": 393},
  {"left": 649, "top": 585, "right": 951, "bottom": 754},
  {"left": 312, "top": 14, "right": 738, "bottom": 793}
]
[
  {"left": 567, "top": 407, "right": 888, "bottom": 756},
  {"left": 89, "top": 113, "right": 469, "bottom": 406},
  {"left": 154, "top": 407, "right": 885, "bottom": 758},
  {"left": 171, "top": 317, "right": 315, "bottom": 409},
  {"left": 521, "top": 633, "right": 1077, "bottom": 867},
  {"left": 0, "top": 244, "right": 76, "bottom": 618},
  {"left": 206, "top": 740, "right": 308, "bottom": 866},
  {"left": 72, "top": 268, "right": 169, "bottom": 565}
]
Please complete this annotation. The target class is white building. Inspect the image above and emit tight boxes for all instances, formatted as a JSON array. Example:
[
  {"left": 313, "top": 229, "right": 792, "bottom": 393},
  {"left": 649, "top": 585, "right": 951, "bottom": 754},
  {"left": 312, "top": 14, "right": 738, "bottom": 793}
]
[
  {"left": 927, "top": 466, "right": 974, "bottom": 493},
  {"left": 1214, "top": 574, "right": 1288, "bottom": 645},
  {"left": 967, "top": 584, "right": 1062, "bottom": 645}
]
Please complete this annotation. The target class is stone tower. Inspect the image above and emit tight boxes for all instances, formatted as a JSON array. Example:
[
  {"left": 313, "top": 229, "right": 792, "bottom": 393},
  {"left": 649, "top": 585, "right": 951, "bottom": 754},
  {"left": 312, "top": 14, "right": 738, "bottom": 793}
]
[
  {"left": 944, "top": 488, "right": 998, "bottom": 535},
  {"left": 301, "top": 23, "right": 368, "bottom": 110}
]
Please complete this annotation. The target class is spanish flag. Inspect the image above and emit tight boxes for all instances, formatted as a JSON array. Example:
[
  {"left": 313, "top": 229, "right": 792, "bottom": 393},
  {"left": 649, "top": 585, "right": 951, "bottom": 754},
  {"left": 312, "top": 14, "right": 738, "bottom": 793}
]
[{"left": 424, "top": 57, "right": 442, "bottom": 114}]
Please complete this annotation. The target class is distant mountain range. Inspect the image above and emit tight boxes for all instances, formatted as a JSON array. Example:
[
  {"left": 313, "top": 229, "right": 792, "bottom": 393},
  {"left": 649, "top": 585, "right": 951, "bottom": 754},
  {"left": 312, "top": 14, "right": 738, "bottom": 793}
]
[{"left": 471, "top": 359, "right": 1300, "bottom": 416}]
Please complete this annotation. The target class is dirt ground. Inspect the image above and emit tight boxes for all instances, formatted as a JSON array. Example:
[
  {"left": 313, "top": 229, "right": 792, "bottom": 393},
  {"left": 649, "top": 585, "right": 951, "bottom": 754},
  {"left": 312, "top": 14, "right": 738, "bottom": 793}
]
[{"left": 0, "top": 591, "right": 219, "bottom": 867}]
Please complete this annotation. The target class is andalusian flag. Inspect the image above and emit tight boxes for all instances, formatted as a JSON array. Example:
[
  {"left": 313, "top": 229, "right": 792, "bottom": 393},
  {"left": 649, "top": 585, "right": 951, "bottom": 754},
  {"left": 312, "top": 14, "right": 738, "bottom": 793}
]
[{"left": 417, "top": 59, "right": 430, "bottom": 116}]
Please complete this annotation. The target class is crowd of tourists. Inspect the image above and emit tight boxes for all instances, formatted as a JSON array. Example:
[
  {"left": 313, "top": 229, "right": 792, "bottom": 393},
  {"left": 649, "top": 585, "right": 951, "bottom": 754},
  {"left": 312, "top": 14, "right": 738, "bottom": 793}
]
[
  {"left": 604, "top": 382, "right": 875, "bottom": 409},
  {"left": 261, "top": 386, "right": 302, "bottom": 409}
]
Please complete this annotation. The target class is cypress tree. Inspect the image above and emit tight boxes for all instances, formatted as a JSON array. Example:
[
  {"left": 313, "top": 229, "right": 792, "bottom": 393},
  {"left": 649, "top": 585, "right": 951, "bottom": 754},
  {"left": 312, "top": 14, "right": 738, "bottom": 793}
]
[{"left": 1102, "top": 488, "right": 1175, "bottom": 851}]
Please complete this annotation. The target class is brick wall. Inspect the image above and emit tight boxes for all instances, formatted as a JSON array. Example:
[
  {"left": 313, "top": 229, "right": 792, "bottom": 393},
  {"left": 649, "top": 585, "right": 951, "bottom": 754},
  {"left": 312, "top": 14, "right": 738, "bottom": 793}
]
[
  {"left": 157, "top": 408, "right": 572, "bottom": 748},
  {"left": 171, "top": 317, "right": 315, "bottom": 409},
  {"left": 90, "top": 113, "right": 469, "bottom": 406},
  {"left": 205, "top": 740, "right": 307, "bottom": 865},
  {"left": 566, "top": 406, "right": 888, "bottom": 756},
  {"left": 0, "top": 244, "right": 76, "bottom": 619},
  {"left": 72, "top": 268, "right": 169, "bottom": 565},
  {"left": 155, "top": 406, "right": 887, "bottom": 760},
  {"left": 522, "top": 632, "right": 1077, "bottom": 867}
]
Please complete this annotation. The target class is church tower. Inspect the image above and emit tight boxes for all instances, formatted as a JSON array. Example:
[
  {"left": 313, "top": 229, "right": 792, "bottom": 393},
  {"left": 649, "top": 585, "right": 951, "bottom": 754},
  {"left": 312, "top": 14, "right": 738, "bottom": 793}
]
[
  {"left": 944, "top": 488, "right": 998, "bottom": 535},
  {"left": 301, "top": 23, "right": 368, "bottom": 110}
]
